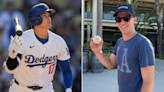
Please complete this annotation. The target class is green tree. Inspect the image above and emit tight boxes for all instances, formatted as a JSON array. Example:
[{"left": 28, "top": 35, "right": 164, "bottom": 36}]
[
  {"left": 135, "top": 12, "right": 156, "bottom": 35},
  {"left": 155, "top": 0, "right": 162, "bottom": 57},
  {"left": 126, "top": 0, "right": 139, "bottom": 11}
]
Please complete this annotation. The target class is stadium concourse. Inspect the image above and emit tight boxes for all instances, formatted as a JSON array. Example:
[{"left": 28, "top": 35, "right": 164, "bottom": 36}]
[{"left": 83, "top": 58, "right": 164, "bottom": 92}]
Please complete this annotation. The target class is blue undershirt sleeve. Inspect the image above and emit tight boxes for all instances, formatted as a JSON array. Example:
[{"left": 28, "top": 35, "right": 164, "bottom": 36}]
[{"left": 57, "top": 59, "right": 73, "bottom": 89}]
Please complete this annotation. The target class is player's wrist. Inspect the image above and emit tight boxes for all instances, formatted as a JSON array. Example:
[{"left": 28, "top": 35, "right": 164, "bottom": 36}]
[
  {"left": 9, "top": 48, "right": 18, "bottom": 59},
  {"left": 9, "top": 53, "right": 17, "bottom": 59},
  {"left": 65, "top": 88, "right": 72, "bottom": 92},
  {"left": 8, "top": 46, "right": 18, "bottom": 59}
]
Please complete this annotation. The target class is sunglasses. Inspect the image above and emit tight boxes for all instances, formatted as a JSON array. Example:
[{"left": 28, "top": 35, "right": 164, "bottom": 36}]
[{"left": 115, "top": 16, "right": 132, "bottom": 23}]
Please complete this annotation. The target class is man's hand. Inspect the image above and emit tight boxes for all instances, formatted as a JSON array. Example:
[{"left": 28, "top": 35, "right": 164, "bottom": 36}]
[
  {"left": 8, "top": 35, "right": 23, "bottom": 59},
  {"left": 90, "top": 36, "right": 117, "bottom": 69},
  {"left": 65, "top": 88, "right": 72, "bottom": 92},
  {"left": 90, "top": 35, "right": 103, "bottom": 54}
]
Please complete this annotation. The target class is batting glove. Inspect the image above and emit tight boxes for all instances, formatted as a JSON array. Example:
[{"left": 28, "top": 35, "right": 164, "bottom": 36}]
[
  {"left": 65, "top": 88, "right": 72, "bottom": 92},
  {"left": 8, "top": 35, "right": 23, "bottom": 59}
]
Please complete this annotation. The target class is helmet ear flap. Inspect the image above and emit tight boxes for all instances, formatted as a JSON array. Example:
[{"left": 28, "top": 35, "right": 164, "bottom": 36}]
[{"left": 29, "top": 16, "right": 42, "bottom": 26}]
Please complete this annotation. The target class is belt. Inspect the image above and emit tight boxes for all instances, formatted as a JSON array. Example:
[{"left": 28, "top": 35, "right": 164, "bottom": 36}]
[{"left": 14, "top": 79, "right": 43, "bottom": 90}]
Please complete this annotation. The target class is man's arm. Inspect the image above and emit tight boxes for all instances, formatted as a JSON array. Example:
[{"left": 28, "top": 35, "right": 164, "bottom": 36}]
[
  {"left": 4, "top": 35, "right": 23, "bottom": 74},
  {"left": 95, "top": 52, "right": 116, "bottom": 69},
  {"left": 57, "top": 59, "right": 73, "bottom": 92},
  {"left": 4, "top": 53, "right": 22, "bottom": 74},
  {"left": 140, "top": 65, "right": 155, "bottom": 92}
]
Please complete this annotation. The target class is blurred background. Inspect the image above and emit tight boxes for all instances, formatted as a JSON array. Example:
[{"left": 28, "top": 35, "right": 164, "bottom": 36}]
[{"left": 0, "top": 0, "right": 81, "bottom": 92}]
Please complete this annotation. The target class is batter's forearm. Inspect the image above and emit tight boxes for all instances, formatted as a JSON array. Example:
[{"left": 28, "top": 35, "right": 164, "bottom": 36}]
[
  {"left": 7, "top": 53, "right": 22, "bottom": 70},
  {"left": 57, "top": 60, "right": 73, "bottom": 89},
  {"left": 4, "top": 53, "right": 22, "bottom": 74},
  {"left": 63, "top": 70, "right": 73, "bottom": 89},
  {"left": 95, "top": 51, "right": 116, "bottom": 69},
  {"left": 7, "top": 57, "right": 19, "bottom": 70}
]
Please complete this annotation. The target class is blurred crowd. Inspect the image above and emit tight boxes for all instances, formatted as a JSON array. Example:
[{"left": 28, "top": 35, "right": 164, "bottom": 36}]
[{"left": 0, "top": 0, "right": 81, "bottom": 92}]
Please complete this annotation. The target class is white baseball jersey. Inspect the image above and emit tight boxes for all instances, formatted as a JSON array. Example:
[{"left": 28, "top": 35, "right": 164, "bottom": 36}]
[{"left": 13, "top": 29, "right": 70, "bottom": 87}]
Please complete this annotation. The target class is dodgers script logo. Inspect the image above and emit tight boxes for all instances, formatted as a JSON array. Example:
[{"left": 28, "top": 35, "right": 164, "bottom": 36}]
[{"left": 25, "top": 54, "right": 58, "bottom": 68}]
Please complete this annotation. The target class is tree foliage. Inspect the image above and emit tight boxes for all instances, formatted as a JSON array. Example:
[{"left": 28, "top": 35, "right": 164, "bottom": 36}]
[{"left": 135, "top": 12, "right": 156, "bottom": 35}]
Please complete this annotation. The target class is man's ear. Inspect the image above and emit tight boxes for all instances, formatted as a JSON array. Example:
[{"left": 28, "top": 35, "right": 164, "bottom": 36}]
[{"left": 133, "top": 17, "right": 137, "bottom": 24}]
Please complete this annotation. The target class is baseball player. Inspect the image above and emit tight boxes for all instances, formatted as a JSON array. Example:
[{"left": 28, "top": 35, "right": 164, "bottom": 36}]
[
  {"left": 3, "top": 3, "right": 73, "bottom": 92},
  {"left": 90, "top": 4, "right": 155, "bottom": 92}
]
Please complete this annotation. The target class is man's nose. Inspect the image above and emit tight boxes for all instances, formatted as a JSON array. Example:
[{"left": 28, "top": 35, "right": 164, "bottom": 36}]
[{"left": 120, "top": 19, "right": 126, "bottom": 24}]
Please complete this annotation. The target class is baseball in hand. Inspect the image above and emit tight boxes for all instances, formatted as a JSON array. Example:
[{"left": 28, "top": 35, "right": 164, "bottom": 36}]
[{"left": 93, "top": 35, "right": 101, "bottom": 44}]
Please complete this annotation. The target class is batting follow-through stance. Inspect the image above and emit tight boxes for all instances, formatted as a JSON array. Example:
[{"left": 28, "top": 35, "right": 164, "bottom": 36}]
[
  {"left": 3, "top": 3, "right": 73, "bottom": 92},
  {"left": 90, "top": 4, "right": 155, "bottom": 92}
]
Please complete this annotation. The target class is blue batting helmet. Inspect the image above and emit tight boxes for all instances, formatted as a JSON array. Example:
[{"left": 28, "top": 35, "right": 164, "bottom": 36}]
[{"left": 28, "top": 3, "right": 55, "bottom": 26}]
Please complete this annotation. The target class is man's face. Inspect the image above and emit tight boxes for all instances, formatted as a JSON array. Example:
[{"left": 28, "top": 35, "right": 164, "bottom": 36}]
[
  {"left": 116, "top": 12, "right": 137, "bottom": 35},
  {"left": 39, "top": 11, "right": 52, "bottom": 29}
]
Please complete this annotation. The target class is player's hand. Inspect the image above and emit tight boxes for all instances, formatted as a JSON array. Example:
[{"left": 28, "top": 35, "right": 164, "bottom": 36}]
[
  {"left": 90, "top": 35, "right": 103, "bottom": 54},
  {"left": 8, "top": 35, "right": 23, "bottom": 59},
  {"left": 65, "top": 88, "right": 72, "bottom": 92}
]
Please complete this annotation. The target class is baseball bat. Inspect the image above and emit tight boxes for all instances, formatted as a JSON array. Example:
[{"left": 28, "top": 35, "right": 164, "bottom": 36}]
[{"left": 14, "top": 17, "right": 23, "bottom": 36}]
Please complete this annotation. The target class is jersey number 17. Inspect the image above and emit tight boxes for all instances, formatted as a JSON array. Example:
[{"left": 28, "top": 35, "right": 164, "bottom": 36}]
[{"left": 49, "top": 63, "right": 55, "bottom": 74}]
